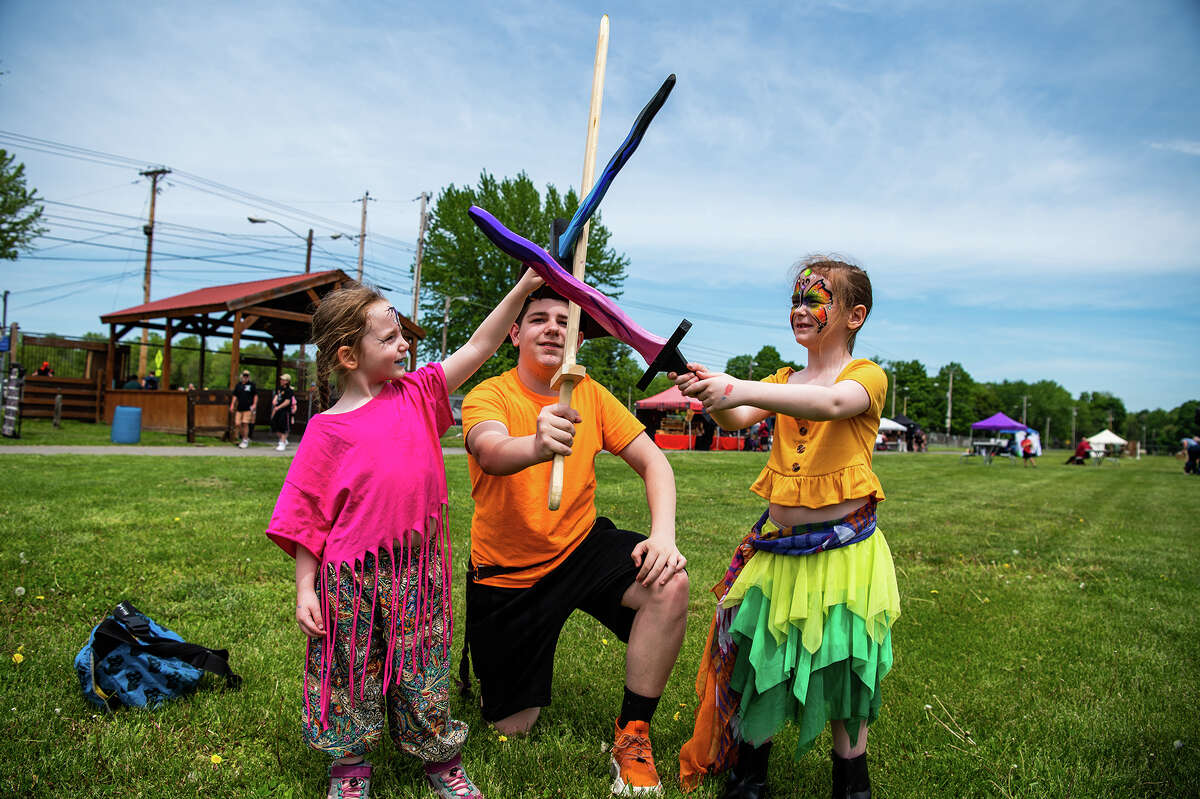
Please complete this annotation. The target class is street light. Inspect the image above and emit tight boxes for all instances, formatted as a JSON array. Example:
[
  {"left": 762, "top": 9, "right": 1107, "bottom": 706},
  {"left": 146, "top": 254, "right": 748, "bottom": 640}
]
[
  {"left": 441, "top": 295, "right": 471, "bottom": 361},
  {"left": 247, "top": 217, "right": 316, "bottom": 274}
]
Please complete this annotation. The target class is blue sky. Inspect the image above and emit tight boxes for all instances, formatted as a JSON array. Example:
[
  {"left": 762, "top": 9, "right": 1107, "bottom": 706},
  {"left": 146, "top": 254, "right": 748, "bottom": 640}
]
[{"left": 1, "top": 0, "right": 1198, "bottom": 410}]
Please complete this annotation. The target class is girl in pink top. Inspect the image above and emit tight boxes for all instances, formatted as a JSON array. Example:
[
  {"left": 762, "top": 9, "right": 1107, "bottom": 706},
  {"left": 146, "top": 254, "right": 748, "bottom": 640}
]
[{"left": 266, "top": 272, "right": 541, "bottom": 799}]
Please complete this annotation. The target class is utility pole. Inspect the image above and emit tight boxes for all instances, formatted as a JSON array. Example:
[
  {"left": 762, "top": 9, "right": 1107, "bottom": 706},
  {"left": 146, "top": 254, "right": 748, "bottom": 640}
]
[
  {"left": 355, "top": 191, "right": 372, "bottom": 282},
  {"left": 1071, "top": 405, "right": 1077, "bottom": 447},
  {"left": 440, "top": 295, "right": 469, "bottom": 361},
  {"left": 890, "top": 373, "right": 896, "bottom": 417},
  {"left": 1, "top": 290, "right": 8, "bottom": 383},
  {"left": 1021, "top": 394, "right": 1029, "bottom": 426},
  {"left": 1045, "top": 416, "right": 1050, "bottom": 447},
  {"left": 412, "top": 191, "right": 430, "bottom": 322},
  {"left": 944, "top": 369, "right": 954, "bottom": 436},
  {"left": 138, "top": 167, "right": 170, "bottom": 379}
]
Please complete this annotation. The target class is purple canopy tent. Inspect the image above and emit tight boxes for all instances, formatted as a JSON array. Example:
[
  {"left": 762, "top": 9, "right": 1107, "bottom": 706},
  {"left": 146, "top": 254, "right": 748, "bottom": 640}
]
[
  {"left": 968, "top": 412, "right": 1042, "bottom": 459},
  {"left": 970, "top": 412, "right": 1028, "bottom": 432}
]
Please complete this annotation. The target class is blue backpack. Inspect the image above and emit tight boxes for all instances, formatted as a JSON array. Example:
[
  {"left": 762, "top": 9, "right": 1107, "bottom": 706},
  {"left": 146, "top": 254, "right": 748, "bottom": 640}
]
[{"left": 74, "top": 601, "right": 241, "bottom": 710}]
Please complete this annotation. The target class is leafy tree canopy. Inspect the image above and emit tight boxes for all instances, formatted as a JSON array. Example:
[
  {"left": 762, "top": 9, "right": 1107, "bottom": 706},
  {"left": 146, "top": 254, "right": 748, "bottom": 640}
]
[
  {"left": 0, "top": 149, "right": 47, "bottom": 260},
  {"left": 419, "top": 171, "right": 644, "bottom": 395}
]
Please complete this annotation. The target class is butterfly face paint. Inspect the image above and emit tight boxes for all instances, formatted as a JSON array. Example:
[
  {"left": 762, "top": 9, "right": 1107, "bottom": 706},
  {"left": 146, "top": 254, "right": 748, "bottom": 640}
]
[{"left": 791, "top": 268, "right": 835, "bottom": 333}]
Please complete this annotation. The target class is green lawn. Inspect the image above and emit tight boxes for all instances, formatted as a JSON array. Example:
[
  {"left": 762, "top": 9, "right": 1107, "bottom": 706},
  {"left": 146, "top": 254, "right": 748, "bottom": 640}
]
[
  {"left": 0, "top": 419, "right": 219, "bottom": 446},
  {"left": 0, "top": 451, "right": 1197, "bottom": 797}
]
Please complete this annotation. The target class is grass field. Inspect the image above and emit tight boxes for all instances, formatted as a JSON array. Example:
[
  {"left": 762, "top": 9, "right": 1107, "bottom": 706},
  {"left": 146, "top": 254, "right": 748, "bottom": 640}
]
[{"left": 1, "top": 450, "right": 1197, "bottom": 797}]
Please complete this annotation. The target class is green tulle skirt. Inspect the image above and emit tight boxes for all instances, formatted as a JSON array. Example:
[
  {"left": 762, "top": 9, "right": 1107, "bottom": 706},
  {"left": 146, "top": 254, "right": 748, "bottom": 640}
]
[{"left": 724, "top": 529, "right": 900, "bottom": 755}]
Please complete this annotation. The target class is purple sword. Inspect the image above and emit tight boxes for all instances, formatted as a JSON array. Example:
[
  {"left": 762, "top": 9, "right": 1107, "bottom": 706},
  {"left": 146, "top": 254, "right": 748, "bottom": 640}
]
[{"left": 469, "top": 205, "right": 691, "bottom": 389}]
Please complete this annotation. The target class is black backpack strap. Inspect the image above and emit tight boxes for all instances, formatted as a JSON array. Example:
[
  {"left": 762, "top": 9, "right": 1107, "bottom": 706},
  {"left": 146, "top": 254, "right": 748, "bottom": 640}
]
[{"left": 94, "top": 604, "right": 242, "bottom": 690}]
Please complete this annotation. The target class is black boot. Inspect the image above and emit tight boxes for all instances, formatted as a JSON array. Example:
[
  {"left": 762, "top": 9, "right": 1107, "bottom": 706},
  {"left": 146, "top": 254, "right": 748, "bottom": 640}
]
[
  {"left": 831, "top": 750, "right": 871, "bottom": 799},
  {"left": 720, "top": 741, "right": 771, "bottom": 799}
]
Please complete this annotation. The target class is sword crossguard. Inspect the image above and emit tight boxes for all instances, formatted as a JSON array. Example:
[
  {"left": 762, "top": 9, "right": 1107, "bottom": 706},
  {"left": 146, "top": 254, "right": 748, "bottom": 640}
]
[{"left": 637, "top": 318, "right": 692, "bottom": 390}]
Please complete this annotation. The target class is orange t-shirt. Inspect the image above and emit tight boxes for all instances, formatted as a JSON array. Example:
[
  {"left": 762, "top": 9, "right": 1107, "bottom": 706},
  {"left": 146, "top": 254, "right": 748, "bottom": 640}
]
[
  {"left": 749, "top": 359, "right": 887, "bottom": 508},
  {"left": 462, "top": 369, "right": 645, "bottom": 588}
]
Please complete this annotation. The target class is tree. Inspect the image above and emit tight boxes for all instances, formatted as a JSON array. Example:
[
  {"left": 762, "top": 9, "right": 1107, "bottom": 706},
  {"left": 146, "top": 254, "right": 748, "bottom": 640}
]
[
  {"left": 725, "top": 346, "right": 800, "bottom": 382},
  {"left": 418, "top": 171, "right": 630, "bottom": 391},
  {"left": 0, "top": 149, "right": 46, "bottom": 260}
]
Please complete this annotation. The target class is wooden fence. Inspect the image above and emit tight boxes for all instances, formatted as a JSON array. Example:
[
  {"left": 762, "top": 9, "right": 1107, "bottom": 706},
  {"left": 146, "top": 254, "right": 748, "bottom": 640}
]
[
  {"left": 20, "top": 374, "right": 104, "bottom": 422},
  {"left": 103, "top": 388, "right": 315, "bottom": 442}
]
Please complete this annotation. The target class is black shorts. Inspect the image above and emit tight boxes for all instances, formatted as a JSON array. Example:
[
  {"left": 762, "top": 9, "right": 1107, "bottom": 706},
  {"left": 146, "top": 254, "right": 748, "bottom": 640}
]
[
  {"left": 271, "top": 411, "right": 290, "bottom": 434},
  {"left": 464, "top": 518, "right": 643, "bottom": 722}
]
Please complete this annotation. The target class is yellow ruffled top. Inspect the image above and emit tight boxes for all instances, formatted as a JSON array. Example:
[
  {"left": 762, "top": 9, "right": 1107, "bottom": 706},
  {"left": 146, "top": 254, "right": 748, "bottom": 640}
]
[{"left": 750, "top": 360, "right": 887, "bottom": 507}]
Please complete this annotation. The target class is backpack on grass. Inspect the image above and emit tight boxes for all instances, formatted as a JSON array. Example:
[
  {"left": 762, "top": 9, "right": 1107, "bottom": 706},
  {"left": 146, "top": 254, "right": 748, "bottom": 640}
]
[{"left": 74, "top": 600, "right": 242, "bottom": 710}]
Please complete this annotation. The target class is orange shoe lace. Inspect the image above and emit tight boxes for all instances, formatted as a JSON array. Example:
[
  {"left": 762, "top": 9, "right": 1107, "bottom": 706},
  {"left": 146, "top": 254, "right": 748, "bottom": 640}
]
[{"left": 612, "top": 720, "right": 662, "bottom": 792}]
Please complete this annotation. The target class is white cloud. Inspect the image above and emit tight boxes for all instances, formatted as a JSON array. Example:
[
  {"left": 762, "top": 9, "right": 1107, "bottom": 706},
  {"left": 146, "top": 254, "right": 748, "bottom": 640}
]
[{"left": 1151, "top": 140, "right": 1200, "bottom": 157}]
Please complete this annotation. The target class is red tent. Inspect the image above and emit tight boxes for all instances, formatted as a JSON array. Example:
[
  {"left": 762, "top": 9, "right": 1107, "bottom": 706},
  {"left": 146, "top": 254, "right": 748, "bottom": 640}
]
[{"left": 635, "top": 385, "right": 702, "bottom": 412}]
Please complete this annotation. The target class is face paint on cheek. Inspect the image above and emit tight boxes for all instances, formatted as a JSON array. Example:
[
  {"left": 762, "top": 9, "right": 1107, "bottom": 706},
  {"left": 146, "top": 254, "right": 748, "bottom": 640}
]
[
  {"left": 724, "top": 384, "right": 733, "bottom": 397},
  {"left": 794, "top": 268, "right": 834, "bottom": 333}
]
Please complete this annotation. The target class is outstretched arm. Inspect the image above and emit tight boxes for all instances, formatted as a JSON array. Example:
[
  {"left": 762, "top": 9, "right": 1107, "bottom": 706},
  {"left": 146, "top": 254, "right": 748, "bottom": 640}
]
[
  {"left": 675, "top": 363, "right": 869, "bottom": 423},
  {"left": 441, "top": 270, "right": 543, "bottom": 393},
  {"left": 671, "top": 364, "right": 770, "bottom": 431},
  {"left": 617, "top": 433, "right": 685, "bottom": 586}
]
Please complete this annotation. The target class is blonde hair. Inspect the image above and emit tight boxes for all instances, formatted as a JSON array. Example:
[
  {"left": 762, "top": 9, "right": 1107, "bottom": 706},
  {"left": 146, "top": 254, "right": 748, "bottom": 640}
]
[
  {"left": 310, "top": 281, "right": 388, "bottom": 406},
  {"left": 789, "top": 255, "right": 873, "bottom": 354},
  {"left": 280, "top": 373, "right": 291, "bottom": 383}
]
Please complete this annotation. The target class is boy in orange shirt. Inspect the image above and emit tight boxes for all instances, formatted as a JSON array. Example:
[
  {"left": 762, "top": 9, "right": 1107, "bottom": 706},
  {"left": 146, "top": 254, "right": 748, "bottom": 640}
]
[{"left": 461, "top": 287, "right": 688, "bottom": 796}]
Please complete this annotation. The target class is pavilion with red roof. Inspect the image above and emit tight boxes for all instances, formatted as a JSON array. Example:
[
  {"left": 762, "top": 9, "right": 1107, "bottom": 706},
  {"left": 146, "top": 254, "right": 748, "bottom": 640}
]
[{"left": 100, "top": 270, "right": 424, "bottom": 391}]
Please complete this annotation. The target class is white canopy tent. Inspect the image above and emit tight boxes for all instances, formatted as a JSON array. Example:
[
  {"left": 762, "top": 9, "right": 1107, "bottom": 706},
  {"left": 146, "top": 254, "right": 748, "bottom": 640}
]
[
  {"left": 1088, "top": 428, "right": 1127, "bottom": 448},
  {"left": 879, "top": 417, "right": 907, "bottom": 432}
]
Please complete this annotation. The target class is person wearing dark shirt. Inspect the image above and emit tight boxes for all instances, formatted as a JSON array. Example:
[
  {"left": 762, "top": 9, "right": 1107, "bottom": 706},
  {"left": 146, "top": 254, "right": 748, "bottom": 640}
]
[
  {"left": 143, "top": 370, "right": 159, "bottom": 390},
  {"left": 35, "top": 361, "right": 53, "bottom": 377},
  {"left": 229, "top": 370, "right": 257, "bottom": 448},
  {"left": 271, "top": 374, "right": 297, "bottom": 452}
]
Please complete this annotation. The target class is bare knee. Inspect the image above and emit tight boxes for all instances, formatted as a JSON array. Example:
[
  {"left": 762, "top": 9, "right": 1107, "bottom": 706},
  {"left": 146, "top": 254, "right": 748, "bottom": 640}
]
[
  {"left": 659, "top": 568, "right": 690, "bottom": 615},
  {"left": 492, "top": 707, "right": 540, "bottom": 735}
]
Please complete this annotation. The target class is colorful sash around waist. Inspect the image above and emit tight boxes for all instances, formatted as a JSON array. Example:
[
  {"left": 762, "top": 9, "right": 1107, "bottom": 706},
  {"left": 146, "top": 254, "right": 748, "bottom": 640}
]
[
  {"left": 713, "top": 499, "right": 877, "bottom": 604},
  {"left": 680, "top": 499, "right": 877, "bottom": 792}
]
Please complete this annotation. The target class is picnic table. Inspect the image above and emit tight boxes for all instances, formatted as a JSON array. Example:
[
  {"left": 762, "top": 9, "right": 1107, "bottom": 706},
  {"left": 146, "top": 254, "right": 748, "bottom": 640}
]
[{"left": 960, "top": 439, "right": 1016, "bottom": 465}]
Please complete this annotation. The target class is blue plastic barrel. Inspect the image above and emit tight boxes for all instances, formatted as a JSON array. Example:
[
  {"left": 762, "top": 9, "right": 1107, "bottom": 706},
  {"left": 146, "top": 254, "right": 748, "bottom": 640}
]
[{"left": 111, "top": 406, "right": 142, "bottom": 444}]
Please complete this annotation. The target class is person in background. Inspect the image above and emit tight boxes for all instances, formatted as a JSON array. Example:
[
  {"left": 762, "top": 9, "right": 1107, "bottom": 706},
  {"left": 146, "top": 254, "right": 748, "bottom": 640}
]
[
  {"left": 271, "top": 374, "right": 296, "bottom": 452},
  {"left": 35, "top": 361, "right": 53, "bottom": 377},
  {"left": 122, "top": 374, "right": 141, "bottom": 390},
  {"left": 230, "top": 370, "right": 257, "bottom": 448},
  {"left": 143, "top": 370, "right": 158, "bottom": 390},
  {"left": 1021, "top": 435, "right": 1037, "bottom": 467},
  {"left": 1065, "top": 438, "right": 1090, "bottom": 465}
]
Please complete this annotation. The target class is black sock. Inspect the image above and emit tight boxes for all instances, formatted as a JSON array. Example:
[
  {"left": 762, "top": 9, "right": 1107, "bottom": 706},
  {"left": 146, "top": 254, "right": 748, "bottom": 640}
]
[
  {"left": 737, "top": 739, "right": 772, "bottom": 779},
  {"left": 617, "top": 687, "right": 660, "bottom": 727}
]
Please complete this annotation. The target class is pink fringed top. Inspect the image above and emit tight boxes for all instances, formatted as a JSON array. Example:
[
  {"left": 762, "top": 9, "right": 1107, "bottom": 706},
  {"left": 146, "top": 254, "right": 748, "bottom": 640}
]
[{"left": 265, "top": 363, "right": 454, "bottom": 727}]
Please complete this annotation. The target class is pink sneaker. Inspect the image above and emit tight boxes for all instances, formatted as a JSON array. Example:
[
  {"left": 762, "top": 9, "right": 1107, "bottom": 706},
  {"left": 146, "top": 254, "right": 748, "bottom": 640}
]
[
  {"left": 425, "top": 761, "right": 483, "bottom": 799},
  {"left": 327, "top": 761, "right": 372, "bottom": 799}
]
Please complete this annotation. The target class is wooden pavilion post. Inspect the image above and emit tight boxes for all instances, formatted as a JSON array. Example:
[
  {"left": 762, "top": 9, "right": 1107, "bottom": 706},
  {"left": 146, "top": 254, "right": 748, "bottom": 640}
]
[
  {"left": 161, "top": 316, "right": 172, "bottom": 391},
  {"left": 198, "top": 333, "right": 207, "bottom": 390},
  {"left": 229, "top": 310, "right": 242, "bottom": 390},
  {"left": 106, "top": 324, "right": 116, "bottom": 390}
]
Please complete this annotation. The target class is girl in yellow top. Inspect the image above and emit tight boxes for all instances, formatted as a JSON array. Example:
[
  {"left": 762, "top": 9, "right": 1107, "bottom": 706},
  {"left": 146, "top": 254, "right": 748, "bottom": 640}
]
[{"left": 675, "top": 257, "right": 899, "bottom": 799}]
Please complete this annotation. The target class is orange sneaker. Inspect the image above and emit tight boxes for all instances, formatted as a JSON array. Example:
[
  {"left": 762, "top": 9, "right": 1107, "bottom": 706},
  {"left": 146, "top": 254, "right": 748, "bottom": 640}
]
[{"left": 610, "top": 718, "right": 663, "bottom": 796}]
